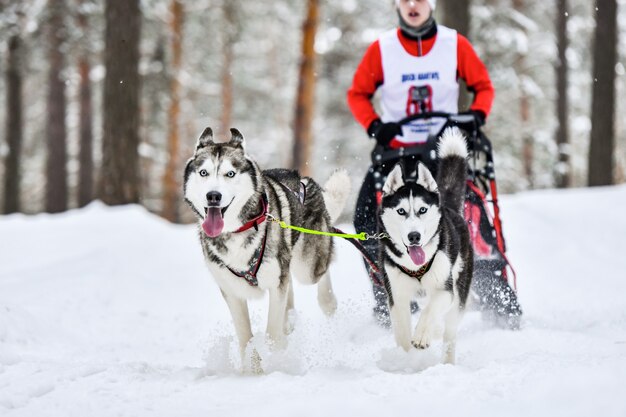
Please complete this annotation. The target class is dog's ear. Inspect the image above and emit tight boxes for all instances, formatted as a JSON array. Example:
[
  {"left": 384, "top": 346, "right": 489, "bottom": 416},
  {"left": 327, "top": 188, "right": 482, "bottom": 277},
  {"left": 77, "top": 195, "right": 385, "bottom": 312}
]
[
  {"left": 383, "top": 164, "right": 405, "bottom": 195},
  {"left": 415, "top": 162, "right": 438, "bottom": 193},
  {"left": 229, "top": 128, "right": 246, "bottom": 150},
  {"left": 195, "top": 127, "right": 214, "bottom": 151}
]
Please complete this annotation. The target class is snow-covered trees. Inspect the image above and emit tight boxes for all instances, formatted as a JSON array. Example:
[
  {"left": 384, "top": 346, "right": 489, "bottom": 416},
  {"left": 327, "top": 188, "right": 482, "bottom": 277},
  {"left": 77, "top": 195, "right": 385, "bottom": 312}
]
[{"left": 0, "top": 0, "right": 623, "bottom": 216}]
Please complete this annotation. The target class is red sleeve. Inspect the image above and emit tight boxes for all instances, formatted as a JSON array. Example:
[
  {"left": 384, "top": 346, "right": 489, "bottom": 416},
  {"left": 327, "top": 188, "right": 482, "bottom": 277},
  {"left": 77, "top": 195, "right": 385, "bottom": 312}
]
[
  {"left": 457, "top": 34, "right": 494, "bottom": 119},
  {"left": 346, "top": 40, "right": 384, "bottom": 131}
]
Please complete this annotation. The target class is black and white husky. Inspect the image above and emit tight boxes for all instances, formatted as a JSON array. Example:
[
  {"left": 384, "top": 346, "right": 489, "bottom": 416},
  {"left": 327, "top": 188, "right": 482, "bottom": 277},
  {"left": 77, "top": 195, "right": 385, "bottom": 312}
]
[
  {"left": 184, "top": 127, "right": 349, "bottom": 371},
  {"left": 379, "top": 127, "right": 473, "bottom": 364}
]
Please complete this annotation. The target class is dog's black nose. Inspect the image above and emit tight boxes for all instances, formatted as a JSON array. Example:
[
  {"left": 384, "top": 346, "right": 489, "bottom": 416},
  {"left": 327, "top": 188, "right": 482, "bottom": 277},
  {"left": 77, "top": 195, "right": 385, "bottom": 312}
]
[
  {"left": 408, "top": 232, "right": 421, "bottom": 245},
  {"left": 206, "top": 191, "right": 222, "bottom": 206}
]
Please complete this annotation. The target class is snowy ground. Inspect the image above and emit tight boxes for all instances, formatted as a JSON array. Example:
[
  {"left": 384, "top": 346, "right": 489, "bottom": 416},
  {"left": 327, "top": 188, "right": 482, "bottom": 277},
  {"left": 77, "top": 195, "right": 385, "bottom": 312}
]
[{"left": 1, "top": 185, "right": 625, "bottom": 417}]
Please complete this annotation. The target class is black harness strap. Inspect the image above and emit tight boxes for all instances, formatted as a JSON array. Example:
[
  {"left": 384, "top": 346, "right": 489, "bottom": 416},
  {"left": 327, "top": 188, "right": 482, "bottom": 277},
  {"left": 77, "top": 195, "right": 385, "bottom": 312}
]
[
  {"left": 225, "top": 227, "right": 269, "bottom": 287},
  {"left": 224, "top": 180, "right": 303, "bottom": 287},
  {"left": 394, "top": 253, "right": 436, "bottom": 281},
  {"left": 279, "top": 181, "right": 307, "bottom": 205}
]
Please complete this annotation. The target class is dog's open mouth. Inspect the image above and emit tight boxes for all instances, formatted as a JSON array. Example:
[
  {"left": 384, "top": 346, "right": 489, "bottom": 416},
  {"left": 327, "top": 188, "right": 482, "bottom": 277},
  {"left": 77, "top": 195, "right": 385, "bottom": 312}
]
[
  {"left": 406, "top": 245, "right": 426, "bottom": 266},
  {"left": 201, "top": 200, "right": 232, "bottom": 237}
]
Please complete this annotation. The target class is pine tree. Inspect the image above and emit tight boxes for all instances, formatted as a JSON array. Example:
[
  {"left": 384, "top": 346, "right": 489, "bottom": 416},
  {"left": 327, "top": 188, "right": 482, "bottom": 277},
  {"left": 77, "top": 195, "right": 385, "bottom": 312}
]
[
  {"left": 292, "top": 0, "right": 320, "bottom": 177},
  {"left": 99, "top": 0, "right": 142, "bottom": 204},
  {"left": 45, "top": 0, "right": 69, "bottom": 213},
  {"left": 555, "top": 0, "right": 571, "bottom": 188},
  {"left": 162, "top": 0, "right": 184, "bottom": 222},
  {"left": 588, "top": 0, "right": 617, "bottom": 186},
  {"left": 77, "top": 0, "right": 95, "bottom": 207},
  {"left": 3, "top": 34, "right": 23, "bottom": 214}
]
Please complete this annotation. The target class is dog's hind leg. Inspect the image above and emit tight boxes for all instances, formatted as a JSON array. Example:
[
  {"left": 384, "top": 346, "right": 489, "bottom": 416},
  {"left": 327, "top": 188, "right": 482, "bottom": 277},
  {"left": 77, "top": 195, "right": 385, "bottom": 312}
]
[
  {"left": 290, "top": 237, "right": 337, "bottom": 316},
  {"left": 317, "top": 271, "right": 337, "bottom": 316},
  {"left": 266, "top": 283, "right": 289, "bottom": 350},
  {"left": 221, "top": 290, "right": 260, "bottom": 373},
  {"left": 284, "top": 280, "right": 295, "bottom": 335},
  {"left": 290, "top": 238, "right": 322, "bottom": 285}
]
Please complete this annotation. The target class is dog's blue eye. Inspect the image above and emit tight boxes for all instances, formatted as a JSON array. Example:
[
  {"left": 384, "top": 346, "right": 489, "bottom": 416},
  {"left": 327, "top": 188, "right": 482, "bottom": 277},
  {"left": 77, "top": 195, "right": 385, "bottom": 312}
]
[
  {"left": 226, "top": 171, "right": 236, "bottom": 178},
  {"left": 419, "top": 207, "right": 428, "bottom": 214},
  {"left": 199, "top": 169, "right": 208, "bottom": 177},
  {"left": 397, "top": 208, "right": 406, "bottom": 215}
]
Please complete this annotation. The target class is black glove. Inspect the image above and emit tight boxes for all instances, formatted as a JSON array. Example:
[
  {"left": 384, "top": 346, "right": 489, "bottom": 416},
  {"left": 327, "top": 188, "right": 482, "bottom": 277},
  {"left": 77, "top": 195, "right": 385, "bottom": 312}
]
[
  {"left": 460, "top": 110, "right": 486, "bottom": 127},
  {"left": 367, "top": 119, "right": 402, "bottom": 147}
]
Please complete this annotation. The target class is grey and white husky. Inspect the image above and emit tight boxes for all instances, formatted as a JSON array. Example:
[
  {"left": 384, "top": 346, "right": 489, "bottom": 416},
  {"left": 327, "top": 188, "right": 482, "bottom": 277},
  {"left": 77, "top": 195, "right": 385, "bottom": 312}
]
[
  {"left": 379, "top": 127, "right": 473, "bottom": 364},
  {"left": 184, "top": 127, "right": 350, "bottom": 370}
]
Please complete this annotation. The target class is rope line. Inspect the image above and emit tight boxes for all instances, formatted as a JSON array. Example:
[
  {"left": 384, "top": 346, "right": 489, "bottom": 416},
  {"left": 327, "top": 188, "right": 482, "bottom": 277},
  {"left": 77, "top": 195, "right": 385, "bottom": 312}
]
[{"left": 267, "top": 214, "right": 388, "bottom": 242}]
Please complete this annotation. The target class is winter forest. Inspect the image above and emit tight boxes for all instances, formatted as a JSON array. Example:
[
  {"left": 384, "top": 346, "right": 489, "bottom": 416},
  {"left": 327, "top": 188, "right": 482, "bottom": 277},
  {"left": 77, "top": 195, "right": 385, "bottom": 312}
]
[
  {"left": 0, "top": 0, "right": 624, "bottom": 222},
  {"left": 2, "top": 1, "right": 626, "bottom": 414}
]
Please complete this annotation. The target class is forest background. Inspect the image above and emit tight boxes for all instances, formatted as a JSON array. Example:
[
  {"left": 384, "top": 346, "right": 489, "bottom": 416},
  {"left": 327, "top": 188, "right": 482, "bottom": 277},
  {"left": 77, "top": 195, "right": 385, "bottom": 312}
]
[{"left": 0, "top": 0, "right": 624, "bottom": 223}]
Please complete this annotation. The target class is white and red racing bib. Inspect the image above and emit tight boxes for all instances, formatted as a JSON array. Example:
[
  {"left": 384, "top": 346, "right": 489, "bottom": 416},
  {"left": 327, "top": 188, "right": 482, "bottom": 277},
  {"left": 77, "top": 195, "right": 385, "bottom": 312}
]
[{"left": 379, "top": 25, "right": 459, "bottom": 145}]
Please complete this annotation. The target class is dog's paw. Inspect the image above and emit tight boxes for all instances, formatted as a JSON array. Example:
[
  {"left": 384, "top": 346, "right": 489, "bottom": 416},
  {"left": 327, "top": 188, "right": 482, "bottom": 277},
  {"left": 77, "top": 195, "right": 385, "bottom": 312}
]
[
  {"left": 250, "top": 350, "right": 263, "bottom": 375},
  {"left": 411, "top": 339, "right": 430, "bottom": 349},
  {"left": 443, "top": 342, "right": 456, "bottom": 365},
  {"left": 242, "top": 348, "right": 264, "bottom": 375},
  {"left": 411, "top": 325, "right": 433, "bottom": 349}
]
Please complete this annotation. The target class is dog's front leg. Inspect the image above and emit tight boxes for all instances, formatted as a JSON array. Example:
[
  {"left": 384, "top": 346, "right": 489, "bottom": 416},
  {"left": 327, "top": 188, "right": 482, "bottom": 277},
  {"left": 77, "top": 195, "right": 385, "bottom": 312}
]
[
  {"left": 443, "top": 300, "right": 463, "bottom": 364},
  {"left": 220, "top": 290, "right": 260, "bottom": 372},
  {"left": 388, "top": 270, "right": 413, "bottom": 351},
  {"left": 412, "top": 289, "right": 452, "bottom": 349},
  {"left": 266, "top": 282, "right": 289, "bottom": 350}
]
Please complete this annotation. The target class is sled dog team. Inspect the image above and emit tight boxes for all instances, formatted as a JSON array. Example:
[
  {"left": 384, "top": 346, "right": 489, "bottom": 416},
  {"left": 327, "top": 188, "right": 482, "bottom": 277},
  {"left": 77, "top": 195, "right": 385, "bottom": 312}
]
[{"left": 184, "top": 126, "right": 473, "bottom": 371}]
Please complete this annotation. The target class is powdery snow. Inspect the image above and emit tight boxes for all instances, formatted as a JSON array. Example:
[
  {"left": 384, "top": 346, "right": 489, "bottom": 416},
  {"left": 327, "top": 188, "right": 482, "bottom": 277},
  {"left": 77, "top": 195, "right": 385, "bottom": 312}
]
[{"left": 1, "top": 186, "right": 625, "bottom": 417}]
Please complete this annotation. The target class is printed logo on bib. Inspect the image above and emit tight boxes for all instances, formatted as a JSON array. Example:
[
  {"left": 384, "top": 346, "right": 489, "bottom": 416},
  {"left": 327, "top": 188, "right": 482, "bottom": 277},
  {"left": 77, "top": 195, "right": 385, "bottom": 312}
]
[
  {"left": 401, "top": 84, "right": 438, "bottom": 141},
  {"left": 401, "top": 72, "right": 440, "bottom": 82},
  {"left": 406, "top": 85, "right": 433, "bottom": 115}
]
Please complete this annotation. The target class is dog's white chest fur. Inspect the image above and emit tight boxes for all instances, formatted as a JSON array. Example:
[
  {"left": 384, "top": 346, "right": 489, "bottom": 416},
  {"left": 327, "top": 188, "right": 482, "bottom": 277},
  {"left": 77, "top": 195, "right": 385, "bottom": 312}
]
[{"left": 202, "top": 225, "right": 280, "bottom": 298}]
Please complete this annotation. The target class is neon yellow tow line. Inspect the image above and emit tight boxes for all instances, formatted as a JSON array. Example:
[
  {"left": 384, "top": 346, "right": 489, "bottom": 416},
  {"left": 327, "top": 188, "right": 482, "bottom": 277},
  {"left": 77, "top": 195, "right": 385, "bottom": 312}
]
[{"left": 268, "top": 215, "right": 368, "bottom": 241}]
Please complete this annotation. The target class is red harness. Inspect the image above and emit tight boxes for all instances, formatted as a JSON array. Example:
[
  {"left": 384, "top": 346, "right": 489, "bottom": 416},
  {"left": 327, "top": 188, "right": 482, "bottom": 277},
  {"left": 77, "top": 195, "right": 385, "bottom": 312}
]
[
  {"left": 234, "top": 194, "right": 268, "bottom": 233},
  {"left": 224, "top": 194, "right": 270, "bottom": 287}
]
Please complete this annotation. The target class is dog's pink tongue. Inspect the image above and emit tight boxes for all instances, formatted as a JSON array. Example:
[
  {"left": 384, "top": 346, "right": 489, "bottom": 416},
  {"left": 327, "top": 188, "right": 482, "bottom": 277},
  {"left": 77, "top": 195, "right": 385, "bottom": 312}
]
[
  {"left": 408, "top": 246, "right": 426, "bottom": 266},
  {"left": 202, "top": 207, "right": 224, "bottom": 237}
]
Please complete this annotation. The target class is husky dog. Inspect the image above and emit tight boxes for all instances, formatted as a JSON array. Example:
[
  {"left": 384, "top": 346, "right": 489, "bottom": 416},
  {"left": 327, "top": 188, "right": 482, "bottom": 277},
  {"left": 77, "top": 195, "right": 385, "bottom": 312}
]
[
  {"left": 184, "top": 127, "right": 350, "bottom": 370},
  {"left": 379, "top": 127, "right": 473, "bottom": 364}
]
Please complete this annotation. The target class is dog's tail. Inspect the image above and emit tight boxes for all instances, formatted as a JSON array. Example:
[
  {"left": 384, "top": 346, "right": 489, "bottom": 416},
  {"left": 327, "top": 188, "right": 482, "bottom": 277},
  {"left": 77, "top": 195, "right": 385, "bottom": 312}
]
[
  {"left": 437, "top": 127, "right": 469, "bottom": 214},
  {"left": 323, "top": 169, "right": 351, "bottom": 224}
]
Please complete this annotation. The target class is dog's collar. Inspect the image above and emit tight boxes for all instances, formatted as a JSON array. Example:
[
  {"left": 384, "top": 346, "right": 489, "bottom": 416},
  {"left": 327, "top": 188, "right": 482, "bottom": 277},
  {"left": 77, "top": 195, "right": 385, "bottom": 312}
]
[
  {"left": 234, "top": 194, "right": 269, "bottom": 233},
  {"left": 398, "top": 253, "right": 436, "bottom": 281}
]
